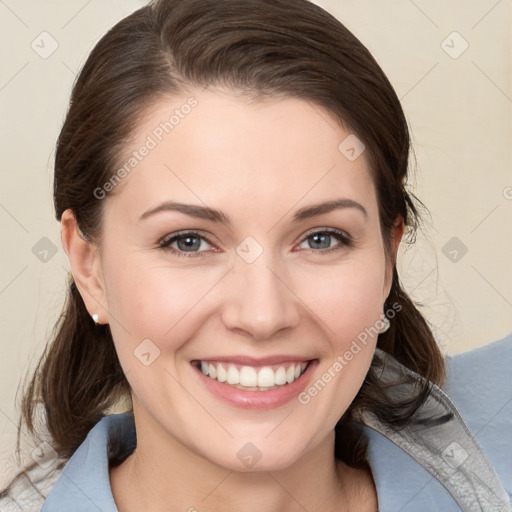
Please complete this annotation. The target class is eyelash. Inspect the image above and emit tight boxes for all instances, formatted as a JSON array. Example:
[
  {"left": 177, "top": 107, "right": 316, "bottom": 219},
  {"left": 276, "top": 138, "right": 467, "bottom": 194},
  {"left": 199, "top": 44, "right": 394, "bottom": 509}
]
[{"left": 158, "top": 228, "right": 353, "bottom": 258}]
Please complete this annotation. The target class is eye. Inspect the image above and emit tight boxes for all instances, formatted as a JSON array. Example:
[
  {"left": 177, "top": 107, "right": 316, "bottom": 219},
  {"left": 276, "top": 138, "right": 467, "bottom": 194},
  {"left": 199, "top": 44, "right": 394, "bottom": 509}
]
[
  {"left": 296, "top": 228, "right": 352, "bottom": 253},
  {"left": 158, "top": 228, "right": 353, "bottom": 258},
  {"left": 159, "top": 231, "right": 216, "bottom": 258}
]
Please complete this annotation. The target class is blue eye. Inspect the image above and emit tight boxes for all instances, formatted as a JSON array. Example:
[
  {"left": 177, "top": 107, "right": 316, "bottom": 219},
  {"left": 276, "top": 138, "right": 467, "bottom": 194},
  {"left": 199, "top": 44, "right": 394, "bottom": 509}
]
[
  {"left": 158, "top": 228, "right": 352, "bottom": 258},
  {"left": 159, "top": 232, "right": 214, "bottom": 258},
  {"left": 297, "top": 229, "right": 352, "bottom": 252}
]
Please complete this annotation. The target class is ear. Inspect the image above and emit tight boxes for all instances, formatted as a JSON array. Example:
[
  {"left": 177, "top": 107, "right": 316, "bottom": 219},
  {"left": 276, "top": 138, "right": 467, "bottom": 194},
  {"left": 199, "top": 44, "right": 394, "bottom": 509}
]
[
  {"left": 60, "top": 209, "right": 108, "bottom": 324},
  {"left": 383, "top": 215, "right": 405, "bottom": 300}
]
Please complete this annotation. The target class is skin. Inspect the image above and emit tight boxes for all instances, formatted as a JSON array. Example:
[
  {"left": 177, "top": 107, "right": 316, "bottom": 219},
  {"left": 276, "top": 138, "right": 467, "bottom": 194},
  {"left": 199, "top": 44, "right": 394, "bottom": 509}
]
[{"left": 61, "top": 87, "right": 404, "bottom": 512}]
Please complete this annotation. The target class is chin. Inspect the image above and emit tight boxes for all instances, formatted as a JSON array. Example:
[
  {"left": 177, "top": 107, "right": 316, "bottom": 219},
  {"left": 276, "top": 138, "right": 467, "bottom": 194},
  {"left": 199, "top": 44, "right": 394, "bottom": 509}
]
[{"left": 203, "top": 439, "right": 306, "bottom": 473}]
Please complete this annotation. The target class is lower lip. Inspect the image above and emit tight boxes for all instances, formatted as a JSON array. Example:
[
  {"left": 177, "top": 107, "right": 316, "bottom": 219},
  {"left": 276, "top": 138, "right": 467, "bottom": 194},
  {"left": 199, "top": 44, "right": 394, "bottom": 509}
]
[{"left": 192, "top": 360, "right": 319, "bottom": 411}]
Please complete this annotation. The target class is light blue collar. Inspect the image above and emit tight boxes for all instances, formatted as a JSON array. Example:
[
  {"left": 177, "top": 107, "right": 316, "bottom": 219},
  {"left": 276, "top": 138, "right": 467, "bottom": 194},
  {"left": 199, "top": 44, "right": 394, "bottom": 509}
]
[{"left": 42, "top": 412, "right": 135, "bottom": 511}]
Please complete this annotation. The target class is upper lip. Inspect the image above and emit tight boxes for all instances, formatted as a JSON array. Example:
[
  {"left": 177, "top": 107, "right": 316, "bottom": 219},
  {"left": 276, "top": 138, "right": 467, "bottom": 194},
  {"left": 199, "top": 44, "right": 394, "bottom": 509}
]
[{"left": 191, "top": 355, "right": 315, "bottom": 366}]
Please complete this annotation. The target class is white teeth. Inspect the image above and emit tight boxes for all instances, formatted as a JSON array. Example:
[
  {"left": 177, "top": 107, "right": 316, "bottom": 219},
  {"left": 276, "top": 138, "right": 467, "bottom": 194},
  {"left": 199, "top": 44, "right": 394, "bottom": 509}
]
[
  {"left": 216, "top": 363, "right": 227, "bottom": 382},
  {"left": 197, "top": 361, "right": 309, "bottom": 390},
  {"left": 257, "top": 367, "right": 275, "bottom": 387},
  {"left": 275, "top": 366, "right": 287, "bottom": 385},
  {"left": 239, "top": 366, "right": 257, "bottom": 387},
  {"left": 226, "top": 365, "right": 239, "bottom": 385}
]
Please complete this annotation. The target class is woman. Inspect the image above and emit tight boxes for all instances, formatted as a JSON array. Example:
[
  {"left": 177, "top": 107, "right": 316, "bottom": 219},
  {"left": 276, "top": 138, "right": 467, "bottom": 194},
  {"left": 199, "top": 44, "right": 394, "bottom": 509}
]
[{"left": 1, "top": 0, "right": 511, "bottom": 510}]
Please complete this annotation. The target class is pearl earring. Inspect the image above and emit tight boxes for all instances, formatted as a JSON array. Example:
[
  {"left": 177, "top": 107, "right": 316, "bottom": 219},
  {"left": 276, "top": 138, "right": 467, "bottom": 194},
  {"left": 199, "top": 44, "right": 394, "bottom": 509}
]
[
  {"left": 380, "top": 316, "right": 390, "bottom": 333},
  {"left": 92, "top": 313, "right": 99, "bottom": 324}
]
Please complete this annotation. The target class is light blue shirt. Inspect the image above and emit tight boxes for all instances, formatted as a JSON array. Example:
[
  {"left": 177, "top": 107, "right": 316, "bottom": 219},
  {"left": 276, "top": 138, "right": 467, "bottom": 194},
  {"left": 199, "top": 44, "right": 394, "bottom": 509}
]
[{"left": 37, "top": 333, "right": 512, "bottom": 511}]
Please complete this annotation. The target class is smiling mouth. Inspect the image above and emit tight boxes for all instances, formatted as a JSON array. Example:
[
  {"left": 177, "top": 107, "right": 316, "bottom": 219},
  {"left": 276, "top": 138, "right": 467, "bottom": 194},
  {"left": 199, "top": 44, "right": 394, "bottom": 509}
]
[{"left": 191, "top": 360, "right": 313, "bottom": 391}]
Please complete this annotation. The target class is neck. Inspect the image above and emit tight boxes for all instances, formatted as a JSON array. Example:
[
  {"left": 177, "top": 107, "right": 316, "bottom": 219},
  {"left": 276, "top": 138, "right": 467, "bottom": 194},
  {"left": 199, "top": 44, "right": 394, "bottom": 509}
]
[{"left": 110, "top": 411, "right": 377, "bottom": 512}]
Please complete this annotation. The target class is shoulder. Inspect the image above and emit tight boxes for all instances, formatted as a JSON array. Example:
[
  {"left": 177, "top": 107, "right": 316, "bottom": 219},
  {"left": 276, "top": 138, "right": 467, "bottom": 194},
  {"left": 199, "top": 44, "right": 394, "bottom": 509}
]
[
  {"left": 40, "top": 412, "right": 135, "bottom": 511},
  {"left": 443, "top": 332, "right": 512, "bottom": 503},
  {"left": 444, "top": 332, "right": 512, "bottom": 383},
  {"left": 443, "top": 332, "right": 512, "bottom": 431},
  {"left": 1, "top": 413, "right": 134, "bottom": 512},
  {"left": 0, "top": 456, "right": 65, "bottom": 512},
  {"left": 357, "top": 336, "right": 512, "bottom": 511}
]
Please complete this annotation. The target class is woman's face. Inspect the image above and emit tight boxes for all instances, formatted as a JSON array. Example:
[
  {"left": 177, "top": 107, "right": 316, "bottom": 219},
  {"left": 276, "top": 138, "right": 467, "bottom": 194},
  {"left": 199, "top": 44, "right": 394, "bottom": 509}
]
[{"left": 72, "top": 88, "right": 402, "bottom": 471}]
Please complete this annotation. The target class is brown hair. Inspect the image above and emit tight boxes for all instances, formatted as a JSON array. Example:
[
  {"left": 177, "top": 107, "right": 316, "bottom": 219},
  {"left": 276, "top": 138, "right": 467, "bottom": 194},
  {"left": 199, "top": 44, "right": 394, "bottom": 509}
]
[{"left": 2, "top": 0, "right": 445, "bottom": 497}]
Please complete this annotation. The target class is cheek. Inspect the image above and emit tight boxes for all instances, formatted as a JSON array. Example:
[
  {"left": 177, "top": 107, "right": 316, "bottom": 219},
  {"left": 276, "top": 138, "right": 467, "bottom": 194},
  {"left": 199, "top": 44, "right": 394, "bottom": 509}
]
[
  {"left": 102, "top": 254, "right": 222, "bottom": 356},
  {"left": 296, "top": 283, "right": 382, "bottom": 438},
  {"left": 102, "top": 257, "right": 223, "bottom": 405},
  {"left": 110, "top": 255, "right": 201, "bottom": 314},
  {"left": 294, "top": 258, "right": 386, "bottom": 342},
  {"left": 292, "top": 258, "right": 386, "bottom": 425}
]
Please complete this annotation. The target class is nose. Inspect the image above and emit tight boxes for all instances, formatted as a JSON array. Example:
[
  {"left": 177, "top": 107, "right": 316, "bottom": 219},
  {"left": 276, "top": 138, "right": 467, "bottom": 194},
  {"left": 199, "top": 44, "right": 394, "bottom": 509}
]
[{"left": 220, "top": 255, "right": 301, "bottom": 340}]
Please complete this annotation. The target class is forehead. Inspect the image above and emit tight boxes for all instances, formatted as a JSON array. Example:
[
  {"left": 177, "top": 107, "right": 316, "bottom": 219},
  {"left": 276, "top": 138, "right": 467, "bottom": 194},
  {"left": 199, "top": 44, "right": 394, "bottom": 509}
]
[{"left": 105, "top": 88, "right": 377, "bottom": 223}]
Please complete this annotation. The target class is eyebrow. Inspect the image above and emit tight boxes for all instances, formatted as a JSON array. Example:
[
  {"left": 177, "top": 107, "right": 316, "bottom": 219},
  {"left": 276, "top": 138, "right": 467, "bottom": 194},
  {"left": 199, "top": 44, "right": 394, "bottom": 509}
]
[{"left": 138, "top": 198, "right": 368, "bottom": 224}]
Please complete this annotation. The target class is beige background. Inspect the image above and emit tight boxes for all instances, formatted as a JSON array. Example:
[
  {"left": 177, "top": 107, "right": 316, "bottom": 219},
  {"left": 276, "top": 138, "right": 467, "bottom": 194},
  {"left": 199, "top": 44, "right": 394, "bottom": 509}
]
[{"left": 1, "top": 0, "right": 511, "bottom": 485}]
